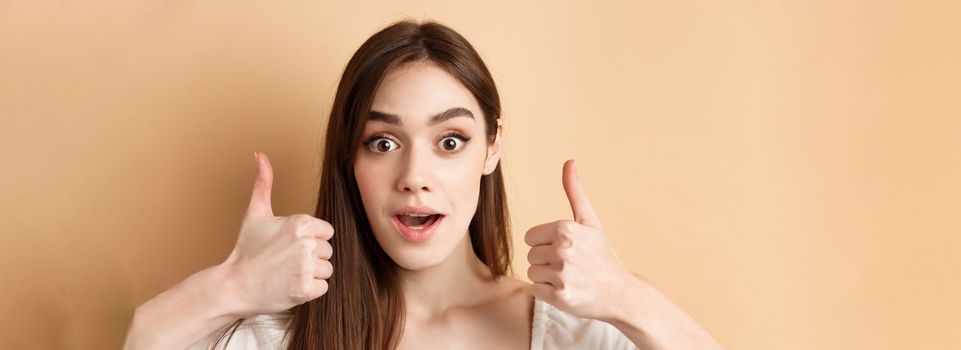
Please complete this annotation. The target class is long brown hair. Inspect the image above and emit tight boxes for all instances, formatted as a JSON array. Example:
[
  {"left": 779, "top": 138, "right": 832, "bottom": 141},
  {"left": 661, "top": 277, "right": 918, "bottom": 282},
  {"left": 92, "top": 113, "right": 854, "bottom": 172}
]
[{"left": 214, "top": 19, "right": 512, "bottom": 349}]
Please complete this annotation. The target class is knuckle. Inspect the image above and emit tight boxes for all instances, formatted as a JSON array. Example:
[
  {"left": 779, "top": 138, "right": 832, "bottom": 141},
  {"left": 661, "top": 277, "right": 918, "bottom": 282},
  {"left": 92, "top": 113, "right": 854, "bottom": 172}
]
[
  {"left": 298, "top": 237, "right": 317, "bottom": 251},
  {"left": 297, "top": 241, "right": 317, "bottom": 259},
  {"left": 289, "top": 285, "right": 310, "bottom": 302},
  {"left": 287, "top": 214, "right": 315, "bottom": 237},
  {"left": 289, "top": 214, "right": 313, "bottom": 227},
  {"left": 288, "top": 267, "right": 317, "bottom": 302},
  {"left": 556, "top": 247, "right": 570, "bottom": 261},
  {"left": 557, "top": 221, "right": 576, "bottom": 237},
  {"left": 301, "top": 281, "right": 316, "bottom": 298},
  {"left": 299, "top": 260, "right": 313, "bottom": 278}
]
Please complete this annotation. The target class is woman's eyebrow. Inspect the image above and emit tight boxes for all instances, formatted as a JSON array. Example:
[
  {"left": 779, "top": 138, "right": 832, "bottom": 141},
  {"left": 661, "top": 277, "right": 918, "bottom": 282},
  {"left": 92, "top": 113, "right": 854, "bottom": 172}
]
[{"left": 368, "top": 107, "right": 474, "bottom": 127}]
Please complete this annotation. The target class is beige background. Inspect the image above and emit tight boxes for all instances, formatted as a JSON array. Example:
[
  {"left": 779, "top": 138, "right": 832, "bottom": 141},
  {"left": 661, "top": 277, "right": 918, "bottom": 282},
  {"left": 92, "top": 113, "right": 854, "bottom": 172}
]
[{"left": 2, "top": 1, "right": 959, "bottom": 349}]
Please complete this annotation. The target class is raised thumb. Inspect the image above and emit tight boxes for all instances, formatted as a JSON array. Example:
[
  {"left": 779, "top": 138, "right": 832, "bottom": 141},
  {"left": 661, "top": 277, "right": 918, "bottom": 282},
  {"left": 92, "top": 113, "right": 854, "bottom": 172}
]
[
  {"left": 562, "top": 159, "right": 602, "bottom": 228},
  {"left": 246, "top": 152, "right": 274, "bottom": 218}
]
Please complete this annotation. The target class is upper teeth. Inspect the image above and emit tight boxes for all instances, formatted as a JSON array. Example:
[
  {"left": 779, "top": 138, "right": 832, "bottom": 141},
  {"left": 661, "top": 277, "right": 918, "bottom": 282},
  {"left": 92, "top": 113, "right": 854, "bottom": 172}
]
[{"left": 401, "top": 213, "right": 433, "bottom": 217}]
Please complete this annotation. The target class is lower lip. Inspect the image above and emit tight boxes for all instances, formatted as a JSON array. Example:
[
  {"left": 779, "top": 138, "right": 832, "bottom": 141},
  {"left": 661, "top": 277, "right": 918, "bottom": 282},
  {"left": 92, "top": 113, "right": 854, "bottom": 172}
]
[{"left": 391, "top": 214, "right": 443, "bottom": 242}]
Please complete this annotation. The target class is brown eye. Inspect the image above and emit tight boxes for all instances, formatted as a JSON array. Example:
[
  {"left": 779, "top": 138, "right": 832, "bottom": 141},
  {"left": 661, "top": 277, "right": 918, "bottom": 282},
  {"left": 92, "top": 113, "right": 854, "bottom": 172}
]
[
  {"left": 441, "top": 138, "right": 459, "bottom": 151},
  {"left": 437, "top": 134, "right": 468, "bottom": 152},
  {"left": 365, "top": 137, "right": 399, "bottom": 153}
]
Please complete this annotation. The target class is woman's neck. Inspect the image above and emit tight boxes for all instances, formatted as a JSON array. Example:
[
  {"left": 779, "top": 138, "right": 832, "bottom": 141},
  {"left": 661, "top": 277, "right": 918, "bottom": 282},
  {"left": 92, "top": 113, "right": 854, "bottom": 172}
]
[{"left": 395, "top": 233, "right": 500, "bottom": 322}]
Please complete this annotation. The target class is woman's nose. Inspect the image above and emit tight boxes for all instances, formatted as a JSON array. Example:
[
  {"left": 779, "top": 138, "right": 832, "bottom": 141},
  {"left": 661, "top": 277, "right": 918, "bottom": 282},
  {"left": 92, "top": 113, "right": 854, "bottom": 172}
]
[{"left": 396, "top": 145, "right": 434, "bottom": 193}]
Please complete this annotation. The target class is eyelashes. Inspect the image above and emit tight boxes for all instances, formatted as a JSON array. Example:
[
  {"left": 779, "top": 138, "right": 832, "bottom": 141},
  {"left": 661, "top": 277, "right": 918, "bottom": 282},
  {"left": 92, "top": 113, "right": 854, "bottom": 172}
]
[
  {"left": 439, "top": 131, "right": 472, "bottom": 149},
  {"left": 361, "top": 131, "right": 472, "bottom": 154}
]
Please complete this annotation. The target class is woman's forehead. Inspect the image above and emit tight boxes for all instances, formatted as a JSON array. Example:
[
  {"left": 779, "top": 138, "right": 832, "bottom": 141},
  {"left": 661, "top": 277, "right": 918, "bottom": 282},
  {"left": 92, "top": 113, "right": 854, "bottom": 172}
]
[{"left": 369, "top": 61, "right": 482, "bottom": 126}]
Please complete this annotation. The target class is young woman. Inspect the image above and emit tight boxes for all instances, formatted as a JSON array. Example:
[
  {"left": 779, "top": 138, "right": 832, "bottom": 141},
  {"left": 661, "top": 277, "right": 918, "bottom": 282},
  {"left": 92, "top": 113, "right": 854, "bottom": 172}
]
[{"left": 123, "top": 20, "right": 723, "bottom": 350}]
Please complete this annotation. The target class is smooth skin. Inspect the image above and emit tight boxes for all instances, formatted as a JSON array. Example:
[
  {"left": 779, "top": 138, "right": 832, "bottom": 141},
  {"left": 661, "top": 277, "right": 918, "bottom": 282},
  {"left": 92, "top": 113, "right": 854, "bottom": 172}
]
[
  {"left": 354, "top": 60, "right": 530, "bottom": 349},
  {"left": 123, "top": 60, "right": 723, "bottom": 349}
]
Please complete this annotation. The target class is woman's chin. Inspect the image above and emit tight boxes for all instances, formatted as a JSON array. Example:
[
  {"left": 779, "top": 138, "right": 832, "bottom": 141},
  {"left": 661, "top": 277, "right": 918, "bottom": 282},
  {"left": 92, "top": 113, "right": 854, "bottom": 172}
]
[
  {"left": 382, "top": 238, "right": 463, "bottom": 272},
  {"left": 390, "top": 252, "right": 447, "bottom": 271}
]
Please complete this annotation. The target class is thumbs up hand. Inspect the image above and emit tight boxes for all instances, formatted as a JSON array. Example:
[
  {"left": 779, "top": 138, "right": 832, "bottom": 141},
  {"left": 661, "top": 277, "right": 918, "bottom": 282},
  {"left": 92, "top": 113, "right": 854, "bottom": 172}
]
[
  {"left": 525, "top": 160, "right": 635, "bottom": 321},
  {"left": 220, "top": 152, "right": 334, "bottom": 317}
]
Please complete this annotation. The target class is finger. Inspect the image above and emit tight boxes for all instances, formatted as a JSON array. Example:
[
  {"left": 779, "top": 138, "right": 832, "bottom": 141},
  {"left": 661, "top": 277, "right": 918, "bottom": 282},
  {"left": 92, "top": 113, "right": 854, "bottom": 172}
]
[
  {"left": 313, "top": 219, "right": 335, "bottom": 241},
  {"left": 531, "top": 282, "right": 556, "bottom": 304},
  {"left": 315, "top": 240, "right": 333, "bottom": 260},
  {"left": 246, "top": 152, "right": 275, "bottom": 218},
  {"left": 527, "top": 264, "right": 562, "bottom": 288},
  {"left": 310, "top": 279, "right": 329, "bottom": 299},
  {"left": 562, "top": 159, "right": 602, "bottom": 228},
  {"left": 527, "top": 245, "right": 557, "bottom": 266},
  {"left": 314, "top": 259, "right": 333, "bottom": 280},
  {"left": 524, "top": 222, "right": 558, "bottom": 247},
  {"left": 296, "top": 215, "right": 335, "bottom": 241}
]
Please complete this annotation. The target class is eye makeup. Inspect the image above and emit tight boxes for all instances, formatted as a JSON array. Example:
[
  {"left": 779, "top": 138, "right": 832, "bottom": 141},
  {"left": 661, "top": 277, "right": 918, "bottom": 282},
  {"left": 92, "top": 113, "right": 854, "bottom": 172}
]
[
  {"left": 360, "top": 130, "right": 473, "bottom": 154},
  {"left": 439, "top": 130, "right": 471, "bottom": 143}
]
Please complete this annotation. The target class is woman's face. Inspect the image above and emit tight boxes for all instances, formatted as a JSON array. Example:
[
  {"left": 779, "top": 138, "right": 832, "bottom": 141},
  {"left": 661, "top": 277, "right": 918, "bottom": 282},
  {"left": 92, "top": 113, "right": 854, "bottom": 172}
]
[{"left": 354, "top": 60, "right": 502, "bottom": 271}]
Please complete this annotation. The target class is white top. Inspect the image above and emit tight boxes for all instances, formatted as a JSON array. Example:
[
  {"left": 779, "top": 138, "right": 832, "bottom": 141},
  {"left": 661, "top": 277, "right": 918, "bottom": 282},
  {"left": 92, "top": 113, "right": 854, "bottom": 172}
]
[
  {"left": 529, "top": 298, "right": 638, "bottom": 350},
  {"left": 190, "top": 298, "right": 637, "bottom": 349}
]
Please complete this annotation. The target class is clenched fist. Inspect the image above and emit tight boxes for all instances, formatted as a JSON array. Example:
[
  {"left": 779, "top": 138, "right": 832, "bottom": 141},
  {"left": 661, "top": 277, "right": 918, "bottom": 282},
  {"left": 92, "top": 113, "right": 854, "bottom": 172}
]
[
  {"left": 220, "top": 152, "right": 334, "bottom": 317},
  {"left": 525, "top": 160, "right": 635, "bottom": 321}
]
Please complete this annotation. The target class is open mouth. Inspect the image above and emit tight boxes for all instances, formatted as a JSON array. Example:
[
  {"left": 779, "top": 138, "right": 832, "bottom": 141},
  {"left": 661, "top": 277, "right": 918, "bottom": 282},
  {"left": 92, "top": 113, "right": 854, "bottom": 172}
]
[
  {"left": 392, "top": 213, "right": 444, "bottom": 242},
  {"left": 395, "top": 213, "right": 442, "bottom": 228}
]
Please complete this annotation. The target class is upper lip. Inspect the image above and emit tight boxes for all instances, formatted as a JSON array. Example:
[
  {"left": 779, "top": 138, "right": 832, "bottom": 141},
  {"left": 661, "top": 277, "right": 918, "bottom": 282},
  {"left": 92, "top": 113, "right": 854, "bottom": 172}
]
[{"left": 393, "top": 206, "right": 443, "bottom": 216}]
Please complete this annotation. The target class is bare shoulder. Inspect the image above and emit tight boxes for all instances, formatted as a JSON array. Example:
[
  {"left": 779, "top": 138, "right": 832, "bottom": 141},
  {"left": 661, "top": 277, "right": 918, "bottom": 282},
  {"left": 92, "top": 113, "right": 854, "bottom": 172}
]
[
  {"left": 496, "top": 276, "right": 535, "bottom": 319},
  {"left": 460, "top": 276, "right": 533, "bottom": 317},
  {"left": 474, "top": 276, "right": 535, "bottom": 347},
  {"left": 502, "top": 277, "right": 533, "bottom": 304}
]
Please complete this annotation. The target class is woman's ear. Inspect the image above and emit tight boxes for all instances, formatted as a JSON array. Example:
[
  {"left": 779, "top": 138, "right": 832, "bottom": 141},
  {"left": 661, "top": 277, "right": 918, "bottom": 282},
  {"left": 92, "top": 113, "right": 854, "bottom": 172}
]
[{"left": 483, "top": 118, "right": 504, "bottom": 175}]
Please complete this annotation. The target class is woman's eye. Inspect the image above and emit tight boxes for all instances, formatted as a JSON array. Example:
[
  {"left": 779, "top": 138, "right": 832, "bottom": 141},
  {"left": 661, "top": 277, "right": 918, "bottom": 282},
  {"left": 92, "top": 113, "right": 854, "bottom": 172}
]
[
  {"left": 365, "top": 137, "right": 399, "bottom": 153},
  {"left": 438, "top": 132, "right": 471, "bottom": 152},
  {"left": 363, "top": 132, "right": 470, "bottom": 154}
]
